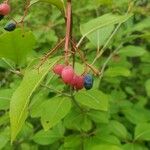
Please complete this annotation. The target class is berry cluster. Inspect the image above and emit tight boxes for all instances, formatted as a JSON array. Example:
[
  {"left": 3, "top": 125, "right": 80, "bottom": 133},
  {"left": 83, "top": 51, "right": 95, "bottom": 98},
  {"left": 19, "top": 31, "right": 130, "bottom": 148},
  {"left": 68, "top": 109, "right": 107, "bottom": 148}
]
[
  {"left": 0, "top": 2, "right": 16, "bottom": 31},
  {"left": 53, "top": 64, "right": 93, "bottom": 90}
]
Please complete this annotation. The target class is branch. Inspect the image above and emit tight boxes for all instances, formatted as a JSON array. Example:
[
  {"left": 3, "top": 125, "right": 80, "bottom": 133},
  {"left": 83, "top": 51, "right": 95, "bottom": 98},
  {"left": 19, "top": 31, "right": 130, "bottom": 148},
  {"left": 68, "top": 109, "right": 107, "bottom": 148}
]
[{"left": 64, "top": 0, "right": 72, "bottom": 64}]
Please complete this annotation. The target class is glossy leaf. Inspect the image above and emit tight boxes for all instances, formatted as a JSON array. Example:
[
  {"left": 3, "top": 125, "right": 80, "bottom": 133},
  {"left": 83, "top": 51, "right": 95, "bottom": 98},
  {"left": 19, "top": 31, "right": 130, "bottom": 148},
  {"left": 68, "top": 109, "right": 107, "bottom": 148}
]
[
  {"left": 32, "top": 122, "right": 64, "bottom": 145},
  {"left": 105, "top": 66, "right": 131, "bottom": 77},
  {"left": 10, "top": 57, "right": 60, "bottom": 142},
  {"left": 92, "top": 144, "right": 123, "bottom": 150},
  {"left": 123, "top": 143, "right": 148, "bottom": 150},
  {"left": 134, "top": 123, "right": 150, "bottom": 141},
  {"left": 80, "top": 13, "right": 132, "bottom": 47},
  {"left": 30, "top": 0, "right": 65, "bottom": 15},
  {"left": 123, "top": 107, "right": 150, "bottom": 125},
  {"left": 0, "top": 127, "right": 10, "bottom": 150},
  {"left": 39, "top": 96, "right": 72, "bottom": 131},
  {"left": 109, "top": 120, "right": 128, "bottom": 139},
  {"left": 0, "top": 29, "right": 36, "bottom": 65},
  {"left": 118, "top": 46, "right": 146, "bottom": 57},
  {"left": 75, "top": 90, "right": 108, "bottom": 111}
]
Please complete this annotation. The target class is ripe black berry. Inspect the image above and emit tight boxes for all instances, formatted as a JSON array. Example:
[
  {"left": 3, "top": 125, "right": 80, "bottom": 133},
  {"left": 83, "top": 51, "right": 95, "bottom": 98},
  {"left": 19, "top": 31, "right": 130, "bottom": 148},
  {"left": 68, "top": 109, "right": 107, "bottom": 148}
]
[
  {"left": 84, "top": 74, "right": 94, "bottom": 90},
  {"left": 0, "top": 14, "right": 4, "bottom": 21},
  {"left": 4, "top": 22, "right": 16, "bottom": 31}
]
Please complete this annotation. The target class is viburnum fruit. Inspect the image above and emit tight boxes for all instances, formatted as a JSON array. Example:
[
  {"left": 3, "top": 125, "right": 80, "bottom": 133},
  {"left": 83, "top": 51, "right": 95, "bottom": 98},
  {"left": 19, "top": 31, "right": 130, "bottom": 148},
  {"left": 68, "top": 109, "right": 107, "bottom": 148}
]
[
  {"left": 0, "top": 3, "right": 10, "bottom": 16},
  {"left": 84, "top": 74, "right": 94, "bottom": 90},
  {"left": 70, "top": 75, "right": 84, "bottom": 90},
  {"left": 4, "top": 22, "right": 16, "bottom": 31},
  {"left": 75, "top": 76, "right": 84, "bottom": 90},
  {"left": 53, "top": 64, "right": 65, "bottom": 75},
  {"left": 61, "top": 66, "right": 74, "bottom": 84}
]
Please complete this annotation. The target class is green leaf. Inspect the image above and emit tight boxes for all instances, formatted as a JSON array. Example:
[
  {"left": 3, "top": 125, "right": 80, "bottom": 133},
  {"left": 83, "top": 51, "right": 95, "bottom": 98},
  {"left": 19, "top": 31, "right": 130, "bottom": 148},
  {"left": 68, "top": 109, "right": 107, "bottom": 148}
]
[
  {"left": 63, "top": 135, "right": 81, "bottom": 149},
  {"left": 30, "top": 0, "right": 65, "bottom": 16},
  {"left": 0, "top": 127, "right": 10, "bottom": 150},
  {"left": 32, "top": 122, "right": 64, "bottom": 145},
  {"left": 0, "top": 89, "right": 13, "bottom": 110},
  {"left": 118, "top": 46, "right": 146, "bottom": 57},
  {"left": 105, "top": 66, "right": 131, "bottom": 77},
  {"left": 132, "top": 17, "right": 150, "bottom": 31},
  {"left": 29, "top": 90, "right": 50, "bottom": 118},
  {"left": 87, "top": 110, "right": 109, "bottom": 123},
  {"left": 95, "top": 134, "right": 120, "bottom": 145},
  {"left": 123, "top": 107, "right": 150, "bottom": 125},
  {"left": 75, "top": 90, "right": 108, "bottom": 111},
  {"left": 80, "top": 13, "right": 132, "bottom": 47},
  {"left": 92, "top": 144, "right": 123, "bottom": 150},
  {"left": 145, "top": 79, "right": 150, "bottom": 97},
  {"left": 134, "top": 123, "right": 150, "bottom": 141},
  {"left": 64, "top": 109, "right": 92, "bottom": 132},
  {"left": 9, "top": 57, "right": 60, "bottom": 143},
  {"left": 0, "top": 29, "right": 36, "bottom": 65},
  {"left": 123, "top": 143, "right": 148, "bottom": 150},
  {"left": 109, "top": 120, "right": 128, "bottom": 139},
  {"left": 39, "top": 96, "right": 72, "bottom": 131},
  {"left": 85, "top": 25, "right": 114, "bottom": 47}
]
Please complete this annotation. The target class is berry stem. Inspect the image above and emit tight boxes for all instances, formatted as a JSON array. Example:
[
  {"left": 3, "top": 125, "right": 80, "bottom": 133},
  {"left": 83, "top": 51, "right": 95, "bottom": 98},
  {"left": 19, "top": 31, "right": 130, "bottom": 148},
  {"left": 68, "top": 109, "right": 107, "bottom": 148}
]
[
  {"left": 4, "top": 0, "right": 9, "bottom": 3},
  {"left": 64, "top": 0, "right": 72, "bottom": 65},
  {"left": 19, "top": 0, "right": 30, "bottom": 25},
  {"left": 37, "top": 38, "right": 65, "bottom": 70}
]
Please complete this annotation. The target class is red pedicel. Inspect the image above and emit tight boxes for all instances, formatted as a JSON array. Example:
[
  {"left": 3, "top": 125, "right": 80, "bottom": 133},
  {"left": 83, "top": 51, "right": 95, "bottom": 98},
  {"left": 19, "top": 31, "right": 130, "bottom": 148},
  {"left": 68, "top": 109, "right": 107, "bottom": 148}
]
[
  {"left": 61, "top": 66, "right": 74, "bottom": 84},
  {"left": 0, "top": 3, "right": 10, "bottom": 16},
  {"left": 53, "top": 64, "right": 65, "bottom": 75}
]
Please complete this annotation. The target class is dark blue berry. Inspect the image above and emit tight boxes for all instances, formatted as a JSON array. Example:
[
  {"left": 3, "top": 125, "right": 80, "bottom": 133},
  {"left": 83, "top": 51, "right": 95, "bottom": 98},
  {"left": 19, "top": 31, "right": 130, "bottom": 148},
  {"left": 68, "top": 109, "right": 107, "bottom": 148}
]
[
  {"left": 4, "top": 22, "right": 16, "bottom": 31},
  {"left": 0, "top": 14, "right": 4, "bottom": 21},
  {"left": 84, "top": 74, "right": 94, "bottom": 90}
]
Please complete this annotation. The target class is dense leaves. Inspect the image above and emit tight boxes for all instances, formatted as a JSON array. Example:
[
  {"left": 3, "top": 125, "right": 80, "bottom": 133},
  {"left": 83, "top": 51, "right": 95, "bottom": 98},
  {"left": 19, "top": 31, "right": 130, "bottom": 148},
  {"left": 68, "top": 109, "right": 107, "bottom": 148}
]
[{"left": 0, "top": 0, "right": 149, "bottom": 149}]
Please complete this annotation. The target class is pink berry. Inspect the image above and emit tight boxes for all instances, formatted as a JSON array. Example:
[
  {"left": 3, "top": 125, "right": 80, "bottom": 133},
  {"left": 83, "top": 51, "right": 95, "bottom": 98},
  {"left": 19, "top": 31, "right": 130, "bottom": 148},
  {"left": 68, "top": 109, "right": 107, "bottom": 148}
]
[
  {"left": 0, "top": 3, "right": 11, "bottom": 16},
  {"left": 53, "top": 64, "right": 65, "bottom": 75},
  {"left": 70, "top": 75, "right": 84, "bottom": 90},
  {"left": 70, "top": 75, "right": 78, "bottom": 86},
  {"left": 75, "top": 76, "right": 84, "bottom": 90},
  {"left": 61, "top": 66, "right": 74, "bottom": 84}
]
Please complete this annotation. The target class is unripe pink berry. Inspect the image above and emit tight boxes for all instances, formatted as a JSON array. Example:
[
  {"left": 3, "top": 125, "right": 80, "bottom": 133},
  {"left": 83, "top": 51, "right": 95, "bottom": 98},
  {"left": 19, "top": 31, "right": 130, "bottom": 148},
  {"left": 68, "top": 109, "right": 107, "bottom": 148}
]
[
  {"left": 61, "top": 66, "right": 74, "bottom": 84},
  {"left": 70, "top": 75, "right": 78, "bottom": 87},
  {"left": 0, "top": 3, "right": 11, "bottom": 16},
  {"left": 70, "top": 75, "right": 84, "bottom": 90},
  {"left": 75, "top": 76, "right": 84, "bottom": 90},
  {"left": 53, "top": 64, "right": 65, "bottom": 75}
]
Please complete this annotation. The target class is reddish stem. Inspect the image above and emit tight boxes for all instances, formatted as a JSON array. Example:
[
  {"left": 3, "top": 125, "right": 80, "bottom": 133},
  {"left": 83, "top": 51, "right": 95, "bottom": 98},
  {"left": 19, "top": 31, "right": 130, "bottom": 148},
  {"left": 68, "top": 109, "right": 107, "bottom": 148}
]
[{"left": 64, "top": 0, "right": 72, "bottom": 65}]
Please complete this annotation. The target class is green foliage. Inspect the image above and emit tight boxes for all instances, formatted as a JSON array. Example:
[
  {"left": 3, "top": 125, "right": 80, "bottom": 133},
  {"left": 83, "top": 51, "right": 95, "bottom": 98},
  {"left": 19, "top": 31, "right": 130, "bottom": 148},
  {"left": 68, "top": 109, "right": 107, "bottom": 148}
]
[
  {"left": 0, "top": 0, "right": 149, "bottom": 149},
  {"left": 32, "top": 122, "right": 65, "bottom": 145},
  {"left": 0, "top": 29, "right": 36, "bottom": 65},
  {"left": 134, "top": 123, "right": 150, "bottom": 141},
  {"left": 30, "top": 0, "right": 65, "bottom": 15},
  {"left": 10, "top": 57, "right": 60, "bottom": 142},
  {"left": 80, "top": 13, "right": 132, "bottom": 47},
  {"left": 75, "top": 89, "right": 108, "bottom": 111}
]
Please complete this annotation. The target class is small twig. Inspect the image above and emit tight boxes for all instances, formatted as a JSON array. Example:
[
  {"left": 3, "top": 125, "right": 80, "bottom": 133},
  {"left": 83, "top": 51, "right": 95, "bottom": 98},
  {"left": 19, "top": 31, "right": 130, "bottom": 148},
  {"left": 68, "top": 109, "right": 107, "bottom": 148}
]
[
  {"left": 41, "top": 84, "right": 71, "bottom": 97},
  {"left": 4, "top": 0, "right": 9, "bottom": 3},
  {"left": 64, "top": 0, "right": 72, "bottom": 65},
  {"left": 71, "top": 39, "right": 100, "bottom": 75},
  {"left": 19, "top": 0, "right": 31, "bottom": 24},
  {"left": 36, "top": 38, "right": 65, "bottom": 71},
  {"left": 98, "top": 44, "right": 123, "bottom": 86}
]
